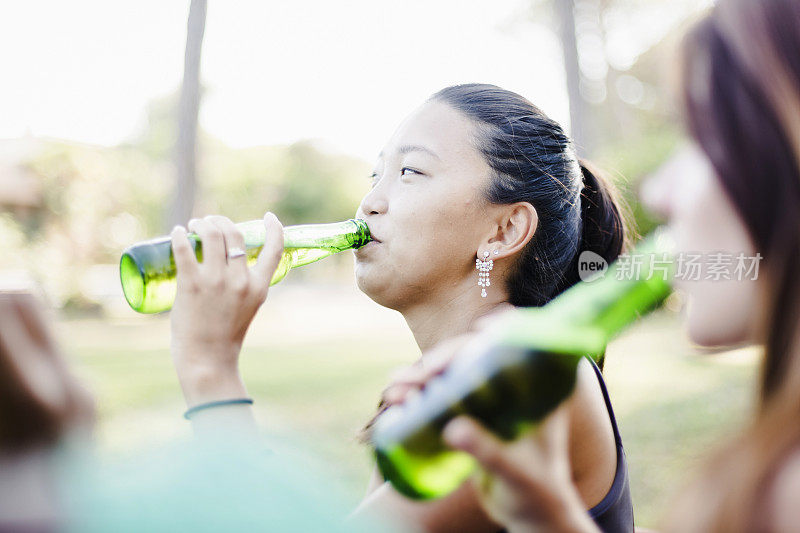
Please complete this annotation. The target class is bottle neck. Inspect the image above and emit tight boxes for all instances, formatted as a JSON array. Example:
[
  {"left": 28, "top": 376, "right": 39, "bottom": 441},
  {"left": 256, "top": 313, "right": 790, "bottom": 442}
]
[
  {"left": 499, "top": 231, "right": 674, "bottom": 357},
  {"left": 551, "top": 231, "right": 674, "bottom": 341},
  {"left": 238, "top": 219, "right": 372, "bottom": 250},
  {"left": 283, "top": 219, "right": 372, "bottom": 250}
]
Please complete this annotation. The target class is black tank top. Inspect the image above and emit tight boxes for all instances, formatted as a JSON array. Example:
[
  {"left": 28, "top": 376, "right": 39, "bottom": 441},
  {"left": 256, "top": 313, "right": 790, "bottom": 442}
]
[{"left": 585, "top": 359, "right": 634, "bottom": 532}]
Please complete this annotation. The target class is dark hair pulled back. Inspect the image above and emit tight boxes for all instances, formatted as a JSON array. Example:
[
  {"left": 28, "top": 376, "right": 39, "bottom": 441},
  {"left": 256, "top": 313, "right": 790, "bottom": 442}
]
[{"left": 430, "top": 84, "right": 627, "bottom": 306}]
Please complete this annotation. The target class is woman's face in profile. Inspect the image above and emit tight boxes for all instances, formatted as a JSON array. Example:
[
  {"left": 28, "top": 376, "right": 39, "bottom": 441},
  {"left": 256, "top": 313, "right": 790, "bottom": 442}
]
[
  {"left": 642, "top": 144, "right": 764, "bottom": 347},
  {"left": 354, "top": 101, "right": 497, "bottom": 311}
]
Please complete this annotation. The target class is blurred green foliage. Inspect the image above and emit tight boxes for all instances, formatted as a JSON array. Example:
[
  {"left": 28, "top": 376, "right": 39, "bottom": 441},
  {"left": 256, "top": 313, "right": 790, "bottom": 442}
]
[
  {"left": 596, "top": 123, "right": 681, "bottom": 238},
  {"left": 1, "top": 101, "right": 370, "bottom": 309},
  {"left": 201, "top": 140, "right": 368, "bottom": 226}
]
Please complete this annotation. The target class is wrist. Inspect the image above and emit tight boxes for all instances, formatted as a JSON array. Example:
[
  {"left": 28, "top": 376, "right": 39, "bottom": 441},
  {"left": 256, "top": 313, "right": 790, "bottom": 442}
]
[
  {"left": 175, "top": 359, "right": 249, "bottom": 406},
  {"left": 544, "top": 489, "right": 599, "bottom": 533},
  {"left": 507, "top": 485, "right": 598, "bottom": 533}
]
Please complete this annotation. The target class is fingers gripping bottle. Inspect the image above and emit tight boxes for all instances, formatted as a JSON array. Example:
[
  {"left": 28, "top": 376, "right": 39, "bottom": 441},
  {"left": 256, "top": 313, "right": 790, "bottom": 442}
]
[
  {"left": 372, "top": 231, "right": 674, "bottom": 500},
  {"left": 120, "top": 219, "right": 371, "bottom": 314}
]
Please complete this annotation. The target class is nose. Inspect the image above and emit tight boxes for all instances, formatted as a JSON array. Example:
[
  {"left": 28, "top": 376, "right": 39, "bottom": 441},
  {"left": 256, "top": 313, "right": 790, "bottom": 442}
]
[
  {"left": 639, "top": 170, "right": 671, "bottom": 222},
  {"left": 356, "top": 183, "right": 389, "bottom": 219},
  {"left": 641, "top": 144, "right": 708, "bottom": 222},
  {"left": 640, "top": 147, "right": 694, "bottom": 222}
]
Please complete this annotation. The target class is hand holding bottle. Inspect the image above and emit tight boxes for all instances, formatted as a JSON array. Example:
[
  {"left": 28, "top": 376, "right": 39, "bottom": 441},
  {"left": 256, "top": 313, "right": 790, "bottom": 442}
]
[
  {"left": 443, "top": 409, "right": 599, "bottom": 533},
  {"left": 377, "top": 319, "right": 597, "bottom": 533},
  {"left": 169, "top": 213, "right": 284, "bottom": 407}
]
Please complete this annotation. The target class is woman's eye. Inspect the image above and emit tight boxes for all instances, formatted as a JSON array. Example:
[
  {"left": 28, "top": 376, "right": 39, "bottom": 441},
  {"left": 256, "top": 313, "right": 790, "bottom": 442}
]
[
  {"left": 400, "top": 167, "right": 422, "bottom": 176},
  {"left": 368, "top": 173, "right": 380, "bottom": 187}
]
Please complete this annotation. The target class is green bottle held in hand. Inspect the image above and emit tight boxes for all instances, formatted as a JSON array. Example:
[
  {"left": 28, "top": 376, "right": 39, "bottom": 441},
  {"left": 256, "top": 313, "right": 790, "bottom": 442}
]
[
  {"left": 120, "top": 219, "right": 371, "bottom": 314},
  {"left": 371, "top": 231, "right": 674, "bottom": 500}
]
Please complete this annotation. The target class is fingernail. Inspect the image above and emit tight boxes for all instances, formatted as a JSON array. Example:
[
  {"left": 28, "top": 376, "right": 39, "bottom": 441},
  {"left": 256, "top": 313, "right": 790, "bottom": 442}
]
[
  {"left": 383, "top": 388, "right": 402, "bottom": 405},
  {"left": 443, "top": 418, "right": 471, "bottom": 448}
]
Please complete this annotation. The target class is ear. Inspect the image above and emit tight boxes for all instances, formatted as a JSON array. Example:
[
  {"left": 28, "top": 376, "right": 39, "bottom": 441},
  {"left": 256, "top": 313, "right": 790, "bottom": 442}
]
[{"left": 483, "top": 203, "right": 538, "bottom": 259}]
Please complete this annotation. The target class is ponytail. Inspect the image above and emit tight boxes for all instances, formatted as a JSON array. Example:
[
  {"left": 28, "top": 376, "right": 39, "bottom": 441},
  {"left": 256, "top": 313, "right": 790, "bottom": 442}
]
[
  {"left": 547, "top": 161, "right": 628, "bottom": 296},
  {"left": 578, "top": 161, "right": 627, "bottom": 259}
]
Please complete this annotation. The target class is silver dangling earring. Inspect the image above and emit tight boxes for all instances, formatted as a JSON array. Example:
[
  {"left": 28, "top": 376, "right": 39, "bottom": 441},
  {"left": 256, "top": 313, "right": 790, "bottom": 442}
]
[{"left": 476, "top": 250, "right": 493, "bottom": 298}]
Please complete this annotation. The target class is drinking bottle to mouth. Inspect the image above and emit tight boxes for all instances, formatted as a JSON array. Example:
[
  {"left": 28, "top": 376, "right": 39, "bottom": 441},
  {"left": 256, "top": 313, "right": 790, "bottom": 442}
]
[{"left": 120, "top": 219, "right": 371, "bottom": 314}]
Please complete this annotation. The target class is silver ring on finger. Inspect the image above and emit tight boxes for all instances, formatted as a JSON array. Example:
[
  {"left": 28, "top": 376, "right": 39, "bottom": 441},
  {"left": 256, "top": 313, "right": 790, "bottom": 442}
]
[{"left": 227, "top": 247, "right": 247, "bottom": 260}]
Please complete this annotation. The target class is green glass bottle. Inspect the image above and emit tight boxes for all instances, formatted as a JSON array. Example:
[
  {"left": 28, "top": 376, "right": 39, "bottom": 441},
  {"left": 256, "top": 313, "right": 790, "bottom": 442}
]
[
  {"left": 371, "top": 231, "right": 674, "bottom": 500},
  {"left": 120, "top": 219, "right": 371, "bottom": 314}
]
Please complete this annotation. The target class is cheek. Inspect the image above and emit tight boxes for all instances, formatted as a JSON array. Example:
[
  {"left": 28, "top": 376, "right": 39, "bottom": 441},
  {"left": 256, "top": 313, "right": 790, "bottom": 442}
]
[
  {"left": 671, "top": 177, "right": 761, "bottom": 346},
  {"left": 393, "top": 199, "right": 482, "bottom": 276},
  {"left": 398, "top": 187, "right": 480, "bottom": 240},
  {"left": 682, "top": 277, "right": 759, "bottom": 347}
]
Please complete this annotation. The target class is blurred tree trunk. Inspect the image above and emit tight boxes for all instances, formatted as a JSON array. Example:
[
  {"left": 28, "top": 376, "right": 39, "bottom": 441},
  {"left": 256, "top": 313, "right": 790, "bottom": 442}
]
[
  {"left": 555, "top": 0, "right": 593, "bottom": 157},
  {"left": 168, "top": 0, "right": 207, "bottom": 229}
]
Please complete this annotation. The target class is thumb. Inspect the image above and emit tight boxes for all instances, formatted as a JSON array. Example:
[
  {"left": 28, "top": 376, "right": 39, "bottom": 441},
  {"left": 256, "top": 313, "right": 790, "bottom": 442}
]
[
  {"left": 255, "top": 212, "right": 285, "bottom": 282},
  {"left": 443, "top": 417, "right": 521, "bottom": 483}
]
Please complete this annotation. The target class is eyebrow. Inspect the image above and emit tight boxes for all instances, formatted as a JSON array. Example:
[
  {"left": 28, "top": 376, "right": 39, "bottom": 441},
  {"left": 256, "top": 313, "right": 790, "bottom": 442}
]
[{"left": 378, "top": 144, "right": 441, "bottom": 160}]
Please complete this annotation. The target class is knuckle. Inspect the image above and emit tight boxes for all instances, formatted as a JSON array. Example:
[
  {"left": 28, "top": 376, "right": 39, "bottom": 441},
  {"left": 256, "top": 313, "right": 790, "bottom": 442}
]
[
  {"left": 206, "top": 226, "right": 224, "bottom": 241},
  {"left": 480, "top": 448, "right": 505, "bottom": 471},
  {"left": 232, "top": 279, "right": 250, "bottom": 298},
  {"left": 181, "top": 278, "right": 200, "bottom": 294},
  {"left": 208, "top": 275, "right": 225, "bottom": 291}
]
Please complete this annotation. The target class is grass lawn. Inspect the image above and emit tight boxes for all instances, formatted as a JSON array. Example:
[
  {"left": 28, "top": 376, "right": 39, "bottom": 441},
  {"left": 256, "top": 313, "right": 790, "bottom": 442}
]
[{"left": 57, "top": 282, "right": 757, "bottom": 529}]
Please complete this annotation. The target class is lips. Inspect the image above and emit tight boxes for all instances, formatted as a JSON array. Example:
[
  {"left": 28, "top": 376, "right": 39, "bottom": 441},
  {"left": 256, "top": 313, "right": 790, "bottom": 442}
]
[{"left": 361, "top": 221, "right": 381, "bottom": 246}]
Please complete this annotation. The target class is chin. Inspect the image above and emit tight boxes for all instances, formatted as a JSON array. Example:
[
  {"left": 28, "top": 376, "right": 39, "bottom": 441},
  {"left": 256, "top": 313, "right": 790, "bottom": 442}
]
[
  {"left": 685, "top": 301, "right": 752, "bottom": 349},
  {"left": 355, "top": 263, "right": 413, "bottom": 312},
  {"left": 355, "top": 264, "right": 391, "bottom": 307}
]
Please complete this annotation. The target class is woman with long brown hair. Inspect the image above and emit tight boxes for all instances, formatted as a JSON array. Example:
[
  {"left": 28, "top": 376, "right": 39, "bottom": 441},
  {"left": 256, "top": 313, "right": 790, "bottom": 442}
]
[{"left": 438, "top": 0, "right": 800, "bottom": 531}]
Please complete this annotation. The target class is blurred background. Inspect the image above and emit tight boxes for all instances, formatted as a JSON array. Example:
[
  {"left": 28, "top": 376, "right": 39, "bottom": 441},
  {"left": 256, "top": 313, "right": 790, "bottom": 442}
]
[{"left": 0, "top": 0, "right": 755, "bottom": 527}]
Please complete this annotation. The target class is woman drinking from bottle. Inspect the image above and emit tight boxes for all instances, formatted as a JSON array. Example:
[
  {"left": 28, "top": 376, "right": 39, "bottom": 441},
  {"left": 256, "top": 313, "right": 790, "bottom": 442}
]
[
  {"left": 437, "top": 1, "right": 800, "bottom": 531},
  {"left": 168, "top": 84, "right": 633, "bottom": 532}
]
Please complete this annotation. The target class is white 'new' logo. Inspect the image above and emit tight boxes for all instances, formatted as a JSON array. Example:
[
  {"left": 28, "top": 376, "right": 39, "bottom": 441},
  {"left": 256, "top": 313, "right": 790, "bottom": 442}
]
[{"left": 577, "top": 251, "right": 608, "bottom": 282}]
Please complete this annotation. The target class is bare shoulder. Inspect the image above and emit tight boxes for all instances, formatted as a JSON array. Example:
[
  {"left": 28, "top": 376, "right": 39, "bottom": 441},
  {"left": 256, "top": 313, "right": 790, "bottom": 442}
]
[
  {"left": 568, "top": 358, "right": 614, "bottom": 434},
  {"left": 565, "top": 357, "right": 617, "bottom": 508},
  {"left": 767, "top": 448, "right": 800, "bottom": 533}
]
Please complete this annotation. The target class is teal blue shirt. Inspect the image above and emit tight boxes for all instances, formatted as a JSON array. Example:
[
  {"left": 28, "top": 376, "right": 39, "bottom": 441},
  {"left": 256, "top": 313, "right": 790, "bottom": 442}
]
[{"left": 60, "top": 438, "right": 391, "bottom": 533}]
